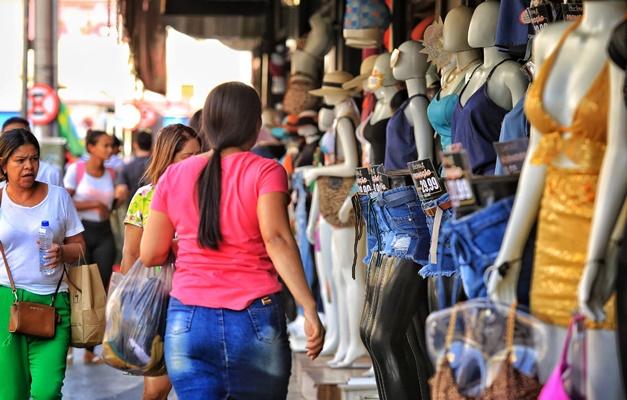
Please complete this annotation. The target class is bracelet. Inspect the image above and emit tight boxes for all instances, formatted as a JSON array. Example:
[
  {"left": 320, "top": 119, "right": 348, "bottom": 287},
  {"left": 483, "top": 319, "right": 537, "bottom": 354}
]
[{"left": 586, "top": 258, "right": 605, "bottom": 266}]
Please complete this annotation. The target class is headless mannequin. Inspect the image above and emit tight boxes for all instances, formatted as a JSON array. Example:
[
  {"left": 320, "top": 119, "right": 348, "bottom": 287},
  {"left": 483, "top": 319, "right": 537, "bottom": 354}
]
[
  {"left": 579, "top": 13, "right": 627, "bottom": 392},
  {"left": 488, "top": 2, "right": 627, "bottom": 399},
  {"left": 305, "top": 92, "right": 368, "bottom": 368},
  {"left": 366, "top": 53, "right": 400, "bottom": 165},
  {"left": 442, "top": 6, "right": 483, "bottom": 98},
  {"left": 390, "top": 40, "right": 434, "bottom": 164},
  {"left": 450, "top": 0, "right": 527, "bottom": 175},
  {"left": 428, "top": 6, "right": 483, "bottom": 151},
  {"left": 459, "top": 1, "right": 526, "bottom": 111},
  {"left": 306, "top": 106, "right": 340, "bottom": 357}
]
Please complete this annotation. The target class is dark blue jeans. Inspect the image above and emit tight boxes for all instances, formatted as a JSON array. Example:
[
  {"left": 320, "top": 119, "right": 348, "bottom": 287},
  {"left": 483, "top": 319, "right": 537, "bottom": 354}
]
[
  {"left": 164, "top": 294, "right": 291, "bottom": 400},
  {"left": 377, "top": 186, "right": 430, "bottom": 265},
  {"left": 447, "top": 196, "right": 533, "bottom": 304},
  {"left": 420, "top": 193, "right": 456, "bottom": 278},
  {"left": 359, "top": 194, "right": 379, "bottom": 266}
]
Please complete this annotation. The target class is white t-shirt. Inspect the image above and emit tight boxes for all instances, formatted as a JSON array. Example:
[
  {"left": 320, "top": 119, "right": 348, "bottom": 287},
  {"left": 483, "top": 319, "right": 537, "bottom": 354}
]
[
  {"left": 63, "top": 162, "right": 115, "bottom": 222},
  {"left": 38, "top": 161, "right": 63, "bottom": 186},
  {"left": 0, "top": 185, "right": 84, "bottom": 295},
  {"left": 0, "top": 161, "right": 62, "bottom": 189}
]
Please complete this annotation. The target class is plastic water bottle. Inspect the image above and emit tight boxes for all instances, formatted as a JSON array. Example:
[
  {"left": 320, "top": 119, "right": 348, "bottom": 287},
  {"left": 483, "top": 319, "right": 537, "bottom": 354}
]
[{"left": 38, "top": 220, "right": 55, "bottom": 275}]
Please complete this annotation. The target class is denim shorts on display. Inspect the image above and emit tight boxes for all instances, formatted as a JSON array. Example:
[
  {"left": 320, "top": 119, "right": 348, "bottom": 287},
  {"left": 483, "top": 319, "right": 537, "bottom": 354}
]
[
  {"left": 448, "top": 196, "right": 516, "bottom": 299},
  {"left": 359, "top": 194, "right": 379, "bottom": 266},
  {"left": 419, "top": 193, "right": 456, "bottom": 278},
  {"left": 377, "top": 186, "right": 430, "bottom": 265}
]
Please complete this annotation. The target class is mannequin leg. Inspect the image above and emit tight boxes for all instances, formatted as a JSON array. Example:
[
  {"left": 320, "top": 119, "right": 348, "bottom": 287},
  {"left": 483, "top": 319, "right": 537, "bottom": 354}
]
[
  {"left": 369, "top": 256, "right": 425, "bottom": 400},
  {"left": 539, "top": 325, "right": 625, "bottom": 400},
  {"left": 410, "top": 273, "right": 434, "bottom": 400},
  {"left": 329, "top": 227, "right": 367, "bottom": 367},
  {"left": 317, "top": 217, "right": 339, "bottom": 356}
]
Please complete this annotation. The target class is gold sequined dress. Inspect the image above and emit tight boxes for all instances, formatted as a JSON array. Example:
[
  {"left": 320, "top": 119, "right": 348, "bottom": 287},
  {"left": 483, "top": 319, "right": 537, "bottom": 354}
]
[{"left": 523, "top": 20, "right": 617, "bottom": 330}]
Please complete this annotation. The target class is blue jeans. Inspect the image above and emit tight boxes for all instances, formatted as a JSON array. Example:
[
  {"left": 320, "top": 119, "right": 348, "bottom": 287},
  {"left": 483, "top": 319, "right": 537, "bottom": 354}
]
[
  {"left": 419, "top": 193, "right": 456, "bottom": 278},
  {"left": 165, "top": 294, "right": 291, "bottom": 400},
  {"left": 447, "top": 196, "right": 534, "bottom": 304},
  {"left": 358, "top": 193, "right": 383, "bottom": 266},
  {"left": 377, "top": 186, "right": 430, "bottom": 265}
]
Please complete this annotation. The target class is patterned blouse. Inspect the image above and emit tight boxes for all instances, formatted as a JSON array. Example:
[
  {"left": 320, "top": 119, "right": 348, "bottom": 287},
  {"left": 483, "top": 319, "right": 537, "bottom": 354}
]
[{"left": 124, "top": 184, "right": 154, "bottom": 228}]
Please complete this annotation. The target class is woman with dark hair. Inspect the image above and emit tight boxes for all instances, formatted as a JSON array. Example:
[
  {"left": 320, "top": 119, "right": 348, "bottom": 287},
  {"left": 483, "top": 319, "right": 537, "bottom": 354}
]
[
  {"left": 63, "top": 129, "right": 116, "bottom": 364},
  {"left": 141, "top": 82, "right": 324, "bottom": 399},
  {"left": 0, "top": 129, "right": 85, "bottom": 399},
  {"left": 121, "top": 123, "right": 201, "bottom": 400}
]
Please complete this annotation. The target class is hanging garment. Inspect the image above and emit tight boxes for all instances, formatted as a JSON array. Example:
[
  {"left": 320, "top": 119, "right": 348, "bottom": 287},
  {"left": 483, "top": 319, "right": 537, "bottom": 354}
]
[
  {"left": 524, "top": 18, "right": 618, "bottom": 329},
  {"left": 450, "top": 60, "right": 511, "bottom": 175},
  {"left": 363, "top": 117, "right": 390, "bottom": 165},
  {"left": 427, "top": 78, "right": 466, "bottom": 152},
  {"left": 343, "top": 0, "right": 390, "bottom": 49},
  {"left": 384, "top": 94, "right": 429, "bottom": 170}
]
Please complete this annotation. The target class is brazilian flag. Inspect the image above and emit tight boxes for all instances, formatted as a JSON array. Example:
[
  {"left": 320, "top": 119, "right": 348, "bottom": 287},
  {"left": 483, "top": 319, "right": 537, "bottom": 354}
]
[{"left": 57, "top": 101, "right": 84, "bottom": 156}]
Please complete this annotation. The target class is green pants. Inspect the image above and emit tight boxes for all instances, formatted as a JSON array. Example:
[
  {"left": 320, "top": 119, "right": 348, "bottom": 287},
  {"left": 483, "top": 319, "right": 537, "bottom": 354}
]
[{"left": 0, "top": 285, "right": 70, "bottom": 400}]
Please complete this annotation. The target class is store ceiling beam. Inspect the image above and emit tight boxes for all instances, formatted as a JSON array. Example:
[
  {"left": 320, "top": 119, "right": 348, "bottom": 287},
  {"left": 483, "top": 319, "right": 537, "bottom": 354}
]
[{"left": 162, "top": 0, "right": 269, "bottom": 16}]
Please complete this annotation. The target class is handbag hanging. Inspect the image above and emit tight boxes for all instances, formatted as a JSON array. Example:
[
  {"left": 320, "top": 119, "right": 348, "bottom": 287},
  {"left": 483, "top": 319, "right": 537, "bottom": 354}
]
[
  {"left": 317, "top": 175, "right": 356, "bottom": 228},
  {"left": 539, "top": 314, "right": 587, "bottom": 400},
  {"left": 429, "top": 301, "right": 545, "bottom": 400},
  {"left": 0, "top": 240, "right": 61, "bottom": 339},
  {"left": 64, "top": 252, "right": 107, "bottom": 348}
]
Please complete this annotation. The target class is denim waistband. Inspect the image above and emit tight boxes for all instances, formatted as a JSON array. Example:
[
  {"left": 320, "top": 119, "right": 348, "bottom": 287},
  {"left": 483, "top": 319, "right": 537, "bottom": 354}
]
[{"left": 377, "top": 186, "right": 419, "bottom": 208}]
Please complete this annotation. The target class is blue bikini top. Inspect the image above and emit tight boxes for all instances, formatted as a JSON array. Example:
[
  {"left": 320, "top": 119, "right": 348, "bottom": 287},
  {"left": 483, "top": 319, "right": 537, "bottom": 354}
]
[{"left": 427, "top": 78, "right": 466, "bottom": 150}]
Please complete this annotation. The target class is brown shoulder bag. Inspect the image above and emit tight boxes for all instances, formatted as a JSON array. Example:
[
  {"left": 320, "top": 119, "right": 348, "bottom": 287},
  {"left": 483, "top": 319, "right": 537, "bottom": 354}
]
[{"left": 1, "top": 240, "right": 61, "bottom": 339}]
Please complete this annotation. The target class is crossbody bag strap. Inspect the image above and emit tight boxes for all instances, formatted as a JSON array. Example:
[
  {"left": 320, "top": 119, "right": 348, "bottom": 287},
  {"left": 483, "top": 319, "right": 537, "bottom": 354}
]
[
  {"left": 0, "top": 240, "right": 18, "bottom": 301},
  {"left": 0, "top": 239, "right": 63, "bottom": 306}
]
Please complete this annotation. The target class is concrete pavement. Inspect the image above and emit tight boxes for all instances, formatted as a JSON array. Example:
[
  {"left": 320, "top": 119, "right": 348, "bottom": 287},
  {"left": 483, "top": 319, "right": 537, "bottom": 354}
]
[{"left": 62, "top": 347, "right": 177, "bottom": 400}]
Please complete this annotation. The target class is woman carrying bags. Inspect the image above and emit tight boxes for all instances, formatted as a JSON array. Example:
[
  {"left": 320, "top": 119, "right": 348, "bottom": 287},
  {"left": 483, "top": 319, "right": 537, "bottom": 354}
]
[{"left": 141, "top": 82, "right": 325, "bottom": 399}]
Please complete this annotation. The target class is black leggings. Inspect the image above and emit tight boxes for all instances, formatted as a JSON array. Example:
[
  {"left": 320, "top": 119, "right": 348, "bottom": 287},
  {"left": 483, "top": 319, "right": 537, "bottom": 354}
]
[
  {"left": 361, "top": 256, "right": 433, "bottom": 400},
  {"left": 81, "top": 219, "right": 116, "bottom": 353}
]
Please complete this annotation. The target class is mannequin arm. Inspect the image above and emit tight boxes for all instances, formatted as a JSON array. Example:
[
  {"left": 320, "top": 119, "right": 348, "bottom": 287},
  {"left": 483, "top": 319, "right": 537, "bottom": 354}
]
[
  {"left": 408, "top": 97, "right": 435, "bottom": 161},
  {"left": 306, "top": 184, "right": 320, "bottom": 245},
  {"left": 338, "top": 193, "right": 354, "bottom": 224},
  {"left": 487, "top": 129, "right": 547, "bottom": 304},
  {"left": 504, "top": 64, "right": 529, "bottom": 107},
  {"left": 579, "top": 62, "right": 627, "bottom": 321},
  {"left": 304, "top": 118, "right": 359, "bottom": 185}
]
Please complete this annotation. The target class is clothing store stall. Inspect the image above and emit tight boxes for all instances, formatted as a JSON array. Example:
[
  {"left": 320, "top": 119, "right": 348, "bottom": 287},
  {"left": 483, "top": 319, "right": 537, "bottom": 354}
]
[{"left": 120, "top": 1, "right": 627, "bottom": 399}]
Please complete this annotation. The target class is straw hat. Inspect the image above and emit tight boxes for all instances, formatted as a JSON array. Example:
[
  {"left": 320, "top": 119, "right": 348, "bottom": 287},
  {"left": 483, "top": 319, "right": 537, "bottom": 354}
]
[
  {"left": 309, "top": 71, "right": 357, "bottom": 97},
  {"left": 342, "top": 54, "right": 379, "bottom": 90}
]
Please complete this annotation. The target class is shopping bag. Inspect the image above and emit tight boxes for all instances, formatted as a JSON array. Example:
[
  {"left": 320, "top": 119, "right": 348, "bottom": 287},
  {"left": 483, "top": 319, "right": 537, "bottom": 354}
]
[
  {"left": 102, "top": 256, "right": 174, "bottom": 376},
  {"left": 64, "top": 263, "right": 107, "bottom": 348}
]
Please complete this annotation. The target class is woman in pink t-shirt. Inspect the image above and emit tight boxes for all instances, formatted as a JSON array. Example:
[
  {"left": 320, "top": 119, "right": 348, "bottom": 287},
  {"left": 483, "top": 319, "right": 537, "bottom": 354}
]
[{"left": 141, "top": 82, "right": 324, "bottom": 399}]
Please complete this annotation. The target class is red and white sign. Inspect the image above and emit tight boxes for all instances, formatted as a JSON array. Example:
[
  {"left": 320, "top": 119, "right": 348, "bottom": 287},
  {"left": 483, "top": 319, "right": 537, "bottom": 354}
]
[
  {"left": 27, "top": 83, "right": 60, "bottom": 125},
  {"left": 138, "top": 103, "right": 158, "bottom": 128}
]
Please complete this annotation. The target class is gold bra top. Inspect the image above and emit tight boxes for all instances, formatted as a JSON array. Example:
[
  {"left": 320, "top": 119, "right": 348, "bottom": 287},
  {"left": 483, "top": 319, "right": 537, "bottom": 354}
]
[{"left": 524, "top": 19, "right": 611, "bottom": 169}]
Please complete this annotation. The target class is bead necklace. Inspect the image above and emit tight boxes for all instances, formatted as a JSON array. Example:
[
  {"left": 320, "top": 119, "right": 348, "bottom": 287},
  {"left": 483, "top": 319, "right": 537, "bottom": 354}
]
[{"left": 441, "top": 58, "right": 481, "bottom": 91}]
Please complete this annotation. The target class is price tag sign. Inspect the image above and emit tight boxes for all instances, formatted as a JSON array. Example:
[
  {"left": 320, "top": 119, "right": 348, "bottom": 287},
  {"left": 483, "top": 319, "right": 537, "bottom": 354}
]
[
  {"left": 356, "top": 167, "right": 374, "bottom": 195},
  {"left": 493, "top": 137, "right": 530, "bottom": 175},
  {"left": 527, "top": 4, "right": 553, "bottom": 34},
  {"left": 561, "top": 3, "right": 582, "bottom": 21},
  {"left": 441, "top": 149, "right": 476, "bottom": 209},
  {"left": 408, "top": 158, "right": 444, "bottom": 201},
  {"left": 369, "top": 164, "right": 387, "bottom": 192}
]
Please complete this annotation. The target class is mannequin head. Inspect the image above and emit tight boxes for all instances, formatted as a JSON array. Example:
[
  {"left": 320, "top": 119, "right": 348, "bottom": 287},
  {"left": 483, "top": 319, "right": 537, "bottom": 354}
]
[
  {"left": 468, "top": 1, "right": 500, "bottom": 48},
  {"left": 391, "top": 40, "right": 428, "bottom": 81},
  {"left": 342, "top": 54, "right": 379, "bottom": 93},
  {"left": 309, "top": 70, "right": 356, "bottom": 105},
  {"left": 443, "top": 6, "right": 475, "bottom": 52},
  {"left": 367, "top": 52, "right": 400, "bottom": 92}
]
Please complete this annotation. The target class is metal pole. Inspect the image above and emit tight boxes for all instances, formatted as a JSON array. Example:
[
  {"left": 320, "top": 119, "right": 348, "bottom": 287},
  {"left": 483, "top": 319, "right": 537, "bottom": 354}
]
[
  {"left": 34, "top": 0, "right": 57, "bottom": 137},
  {"left": 21, "top": 0, "right": 30, "bottom": 118}
]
